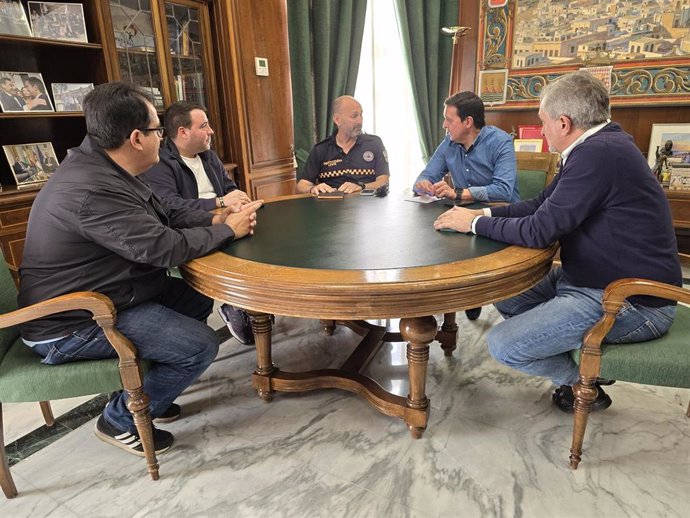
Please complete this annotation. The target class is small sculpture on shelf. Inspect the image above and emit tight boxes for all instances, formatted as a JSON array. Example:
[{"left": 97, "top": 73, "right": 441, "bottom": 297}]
[{"left": 652, "top": 139, "right": 673, "bottom": 183}]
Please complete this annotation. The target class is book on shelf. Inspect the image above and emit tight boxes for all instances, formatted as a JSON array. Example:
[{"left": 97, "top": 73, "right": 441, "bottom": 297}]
[{"left": 517, "top": 125, "right": 547, "bottom": 153}]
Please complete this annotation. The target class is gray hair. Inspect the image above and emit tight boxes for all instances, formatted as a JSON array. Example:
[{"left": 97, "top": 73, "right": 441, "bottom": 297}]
[{"left": 540, "top": 71, "right": 610, "bottom": 130}]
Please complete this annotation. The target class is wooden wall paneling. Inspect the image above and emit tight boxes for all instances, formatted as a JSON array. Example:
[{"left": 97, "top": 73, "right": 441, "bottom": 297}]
[
  {"left": 210, "top": 0, "right": 253, "bottom": 192},
  {"left": 210, "top": 0, "right": 295, "bottom": 199},
  {"left": 454, "top": 0, "right": 480, "bottom": 94}
]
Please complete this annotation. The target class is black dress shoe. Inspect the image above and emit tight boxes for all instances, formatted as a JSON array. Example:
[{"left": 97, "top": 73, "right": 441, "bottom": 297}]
[
  {"left": 552, "top": 383, "right": 612, "bottom": 413},
  {"left": 465, "top": 307, "right": 482, "bottom": 320},
  {"left": 595, "top": 377, "right": 616, "bottom": 386}
]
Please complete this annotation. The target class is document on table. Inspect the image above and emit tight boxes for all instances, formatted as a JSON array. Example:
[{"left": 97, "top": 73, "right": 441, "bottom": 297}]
[{"left": 404, "top": 193, "right": 440, "bottom": 204}]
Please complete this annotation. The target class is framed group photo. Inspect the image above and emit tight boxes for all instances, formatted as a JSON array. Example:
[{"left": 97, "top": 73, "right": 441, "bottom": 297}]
[
  {"left": 0, "top": 71, "right": 54, "bottom": 112},
  {"left": 3, "top": 142, "right": 59, "bottom": 187},
  {"left": 28, "top": 1, "right": 87, "bottom": 43},
  {"left": 0, "top": 0, "right": 32, "bottom": 36},
  {"left": 51, "top": 82, "right": 93, "bottom": 111}
]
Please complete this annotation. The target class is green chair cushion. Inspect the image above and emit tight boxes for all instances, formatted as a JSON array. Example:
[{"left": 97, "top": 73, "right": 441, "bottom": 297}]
[
  {"left": 0, "top": 337, "right": 152, "bottom": 403},
  {"left": 571, "top": 305, "right": 690, "bottom": 388},
  {"left": 517, "top": 169, "right": 547, "bottom": 200}
]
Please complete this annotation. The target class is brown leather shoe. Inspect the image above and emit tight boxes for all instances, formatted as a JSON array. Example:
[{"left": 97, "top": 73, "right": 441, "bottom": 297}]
[{"left": 552, "top": 383, "right": 612, "bottom": 413}]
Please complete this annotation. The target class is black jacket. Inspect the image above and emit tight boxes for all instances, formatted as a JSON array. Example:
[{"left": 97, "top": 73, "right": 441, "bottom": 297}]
[
  {"left": 18, "top": 136, "right": 235, "bottom": 340},
  {"left": 140, "top": 139, "right": 237, "bottom": 212}
]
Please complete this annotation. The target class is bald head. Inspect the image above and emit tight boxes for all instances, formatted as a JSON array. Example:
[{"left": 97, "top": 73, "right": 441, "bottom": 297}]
[{"left": 332, "top": 96, "right": 363, "bottom": 140}]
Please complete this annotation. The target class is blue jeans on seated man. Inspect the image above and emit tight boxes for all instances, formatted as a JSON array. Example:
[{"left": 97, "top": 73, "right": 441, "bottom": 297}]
[
  {"left": 29, "top": 277, "right": 219, "bottom": 434},
  {"left": 487, "top": 267, "right": 676, "bottom": 387}
]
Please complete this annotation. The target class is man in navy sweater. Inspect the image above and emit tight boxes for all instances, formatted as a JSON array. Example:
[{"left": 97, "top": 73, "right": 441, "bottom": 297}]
[{"left": 434, "top": 71, "right": 681, "bottom": 412}]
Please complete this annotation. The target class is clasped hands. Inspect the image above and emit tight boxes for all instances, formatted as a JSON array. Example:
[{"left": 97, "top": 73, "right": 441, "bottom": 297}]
[
  {"left": 212, "top": 199, "right": 263, "bottom": 239},
  {"left": 221, "top": 189, "right": 252, "bottom": 212},
  {"left": 310, "top": 181, "right": 362, "bottom": 195}
]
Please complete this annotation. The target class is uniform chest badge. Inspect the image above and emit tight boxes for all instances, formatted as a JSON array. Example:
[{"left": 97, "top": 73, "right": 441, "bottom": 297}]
[{"left": 362, "top": 151, "right": 374, "bottom": 162}]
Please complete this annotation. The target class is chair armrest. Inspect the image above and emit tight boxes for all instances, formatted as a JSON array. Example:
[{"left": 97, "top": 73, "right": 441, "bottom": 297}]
[
  {"left": 583, "top": 278, "right": 689, "bottom": 353},
  {"left": 0, "top": 291, "right": 137, "bottom": 361}
]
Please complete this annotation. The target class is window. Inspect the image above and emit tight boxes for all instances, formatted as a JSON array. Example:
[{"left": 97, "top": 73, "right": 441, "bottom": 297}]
[{"left": 354, "top": 0, "right": 425, "bottom": 193}]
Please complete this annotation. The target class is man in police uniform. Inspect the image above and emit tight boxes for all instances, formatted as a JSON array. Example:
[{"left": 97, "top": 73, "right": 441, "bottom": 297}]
[{"left": 296, "top": 96, "right": 390, "bottom": 194}]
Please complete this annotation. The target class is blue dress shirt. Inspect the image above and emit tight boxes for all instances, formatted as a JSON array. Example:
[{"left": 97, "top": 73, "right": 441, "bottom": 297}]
[{"left": 415, "top": 126, "right": 519, "bottom": 202}]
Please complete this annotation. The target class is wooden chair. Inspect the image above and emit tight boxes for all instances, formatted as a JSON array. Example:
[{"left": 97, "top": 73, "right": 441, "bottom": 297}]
[
  {"left": 0, "top": 259, "right": 158, "bottom": 498},
  {"left": 515, "top": 151, "right": 559, "bottom": 199},
  {"left": 568, "top": 278, "right": 690, "bottom": 469}
]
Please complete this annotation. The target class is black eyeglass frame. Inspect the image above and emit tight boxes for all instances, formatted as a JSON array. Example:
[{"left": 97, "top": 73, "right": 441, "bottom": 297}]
[{"left": 137, "top": 127, "right": 166, "bottom": 138}]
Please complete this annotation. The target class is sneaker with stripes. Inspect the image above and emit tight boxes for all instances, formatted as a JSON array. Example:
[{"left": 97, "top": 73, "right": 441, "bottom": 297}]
[{"left": 94, "top": 414, "right": 174, "bottom": 456}]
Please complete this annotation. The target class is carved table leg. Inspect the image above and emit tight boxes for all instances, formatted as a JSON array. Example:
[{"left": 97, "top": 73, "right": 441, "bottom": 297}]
[
  {"left": 320, "top": 319, "right": 336, "bottom": 336},
  {"left": 437, "top": 312, "right": 458, "bottom": 357},
  {"left": 249, "top": 312, "right": 275, "bottom": 402},
  {"left": 400, "top": 316, "right": 437, "bottom": 439}
]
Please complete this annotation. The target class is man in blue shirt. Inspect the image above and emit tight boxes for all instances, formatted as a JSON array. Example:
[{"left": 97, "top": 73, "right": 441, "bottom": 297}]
[{"left": 413, "top": 91, "right": 519, "bottom": 203}]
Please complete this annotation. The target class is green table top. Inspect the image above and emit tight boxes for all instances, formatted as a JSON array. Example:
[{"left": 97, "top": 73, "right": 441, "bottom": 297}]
[{"left": 221, "top": 195, "right": 509, "bottom": 270}]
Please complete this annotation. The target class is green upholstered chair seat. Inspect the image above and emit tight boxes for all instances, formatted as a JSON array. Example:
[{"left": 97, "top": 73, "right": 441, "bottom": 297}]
[
  {"left": 0, "top": 337, "right": 152, "bottom": 402},
  {"left": 517, "top": 169, "right": 548, "bottom": 200},
  {"left": 570, "top": 304, "right": 690, "bottom": 388}
]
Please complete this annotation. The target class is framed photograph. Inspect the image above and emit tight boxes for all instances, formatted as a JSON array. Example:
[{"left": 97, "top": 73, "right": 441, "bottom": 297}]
[
  {"left": 668, "top": 163, "right": 690, "bottom": 192},
  {"left": 3, "top": 142, "right": 59, "bottom": 187},
  {"left": 51, "top": 82, "right": 93, "bottom": 112},
  {"left": 646, "top": 124, "right": 690, "bottom": 170},
  {"left": 28, "top": 1, "right": 87, "bottom": 43},
  {"left": 518, "top": 125, "right": 547, "bottom": 152},
  {"left": 0, "top": 0, "right": 32, "bottom": 36},
  {"left": 478, "top": 68, "right": 508, "bottom": 106},
  {"left": 0, "top": 71, "right": 54, "bottom": 112},
  {"left": 478, "top": 2, "right": 690, "bottom": 108},
  {"left": 514, "top": 139, "right": 544, "bottom": 153}
]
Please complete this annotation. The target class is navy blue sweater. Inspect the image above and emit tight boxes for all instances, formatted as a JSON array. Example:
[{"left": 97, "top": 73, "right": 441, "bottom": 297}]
[{"left": 475, "top": 123, "right": 681, "bottom": 305}]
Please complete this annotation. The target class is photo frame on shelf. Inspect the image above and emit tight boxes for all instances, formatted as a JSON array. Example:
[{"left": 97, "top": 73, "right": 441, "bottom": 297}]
[
  {"left": 51, "top": 82, "right": 93, "bottom": 112},
  {"left": 518, "top": 124, "right": 547, "bottom": 152},
  {"left": 27, "top": 1, "right": 87, "bottom": 43},
  {"left": 0, "top": 0, "right": 32, "bottom": 37},
  {"left": 0, "top": 71, "right": 54, "bottom": 112},
  {"left": 3, "top": 142, "right": 59, "bottom": 188},
  {"left": 668, "top": 163, "right": 690, "bottom": 192},
  {"left": 646, "top": 123, "right": 690, "bottom": 170},
  {"left": 514, "top": 139, "right": 544, "bottom": 153}
]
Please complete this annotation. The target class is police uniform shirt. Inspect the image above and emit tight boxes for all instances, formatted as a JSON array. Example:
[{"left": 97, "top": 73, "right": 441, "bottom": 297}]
[{"left": 301, "top": 133, "right": 389, "bottom": 188}]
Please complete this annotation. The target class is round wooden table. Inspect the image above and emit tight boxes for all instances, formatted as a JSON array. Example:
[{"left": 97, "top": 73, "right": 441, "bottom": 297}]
[{"left": 182, "top": 194, "right": 556, "bottom": 437}]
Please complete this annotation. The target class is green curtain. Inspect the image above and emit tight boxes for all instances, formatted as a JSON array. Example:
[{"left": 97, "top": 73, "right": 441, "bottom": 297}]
[
  {"left": 288, "top": 0, "right": 368, "bottom": 176},
  {"left": 394, "top": 0, "right": 458, "bottom": 162}
]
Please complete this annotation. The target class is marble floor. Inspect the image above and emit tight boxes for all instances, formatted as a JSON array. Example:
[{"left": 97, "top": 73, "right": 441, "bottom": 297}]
[{"left": 1, "top": 305, "right": 689, "bottom": 517}]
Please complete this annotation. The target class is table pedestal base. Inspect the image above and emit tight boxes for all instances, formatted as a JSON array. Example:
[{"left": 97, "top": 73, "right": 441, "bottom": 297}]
[{"left": 250, "top": 313, "right": 438, "bottom": 438}]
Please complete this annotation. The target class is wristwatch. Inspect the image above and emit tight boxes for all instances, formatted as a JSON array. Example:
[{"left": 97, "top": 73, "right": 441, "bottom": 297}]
[
  {"left": 357, "top": 181, "right": 367, "bottom": 190},
  {"left": 454, "top": 187, "right": 464, "bottom": 200}
]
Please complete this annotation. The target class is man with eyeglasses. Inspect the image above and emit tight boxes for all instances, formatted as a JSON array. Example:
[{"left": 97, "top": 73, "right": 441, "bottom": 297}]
[
  {"left": 18, "top": 82, "right": 263, "bottom": 456},
  {"left": 141, "top": 101, "right": 256, "bottom": 345}
]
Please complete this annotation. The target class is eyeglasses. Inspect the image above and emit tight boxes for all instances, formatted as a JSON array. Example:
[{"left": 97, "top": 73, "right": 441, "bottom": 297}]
[{"left": 138, "top": 126, "right": 165, "bottom": 138}]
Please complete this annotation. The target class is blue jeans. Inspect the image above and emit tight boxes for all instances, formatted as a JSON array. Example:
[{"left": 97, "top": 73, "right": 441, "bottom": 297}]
[
  {"left": 30, "top": 277, "right": 218, "bottom": 433},
  {"left": 487, "top": 267, "right": 676, "bottom": 386}
]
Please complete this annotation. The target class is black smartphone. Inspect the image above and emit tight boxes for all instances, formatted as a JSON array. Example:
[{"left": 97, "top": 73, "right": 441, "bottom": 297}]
[{"left": 360, "top": 189, "right": 376, "bottom": 196}]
